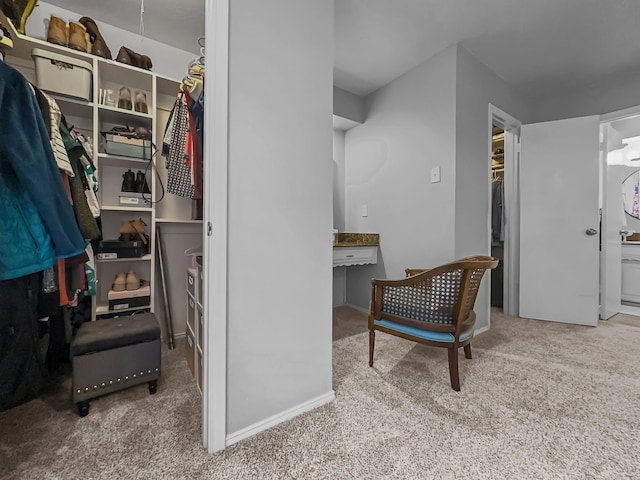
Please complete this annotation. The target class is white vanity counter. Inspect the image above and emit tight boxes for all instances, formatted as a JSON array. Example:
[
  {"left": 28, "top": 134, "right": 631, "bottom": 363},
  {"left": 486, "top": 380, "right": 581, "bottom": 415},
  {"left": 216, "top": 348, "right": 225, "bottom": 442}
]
[{"left": 332, "top": 232, "right": 379, "bottom": 267}]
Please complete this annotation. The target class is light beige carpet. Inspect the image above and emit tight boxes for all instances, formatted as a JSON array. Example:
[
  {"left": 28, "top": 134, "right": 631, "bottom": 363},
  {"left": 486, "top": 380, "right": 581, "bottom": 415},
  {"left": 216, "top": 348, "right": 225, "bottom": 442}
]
[
  {"left": 1, "top": 307, "right": 638, "bottom": 479},
  {"left": 608, "top": 312, "right": 640, "bottom": 328}
]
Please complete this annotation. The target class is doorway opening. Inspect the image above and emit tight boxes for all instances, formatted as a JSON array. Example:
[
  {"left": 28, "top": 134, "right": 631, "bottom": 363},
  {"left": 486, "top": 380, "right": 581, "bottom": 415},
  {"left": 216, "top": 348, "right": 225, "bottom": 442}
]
[
  {"left": 491, "top": 125, "right": 505, "bottom": 311},
  {"left": 600, "top": 109, "right": 640, "bottom": 321},
  {"left": 488, "top": 105, "right": 521, "bottom": 323}
]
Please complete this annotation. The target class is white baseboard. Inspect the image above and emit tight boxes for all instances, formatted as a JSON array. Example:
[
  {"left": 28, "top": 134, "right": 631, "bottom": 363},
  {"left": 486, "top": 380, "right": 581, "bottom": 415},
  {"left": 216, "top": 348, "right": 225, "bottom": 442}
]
[
  {"left": 474, "top": 324, "right": 490, "bottom": 336},
  {"left": 225, "top": 390, "right": 335, "bottom": 447},
  {"left": 618, "top": 304, "right": 640, "bottom": 316}
]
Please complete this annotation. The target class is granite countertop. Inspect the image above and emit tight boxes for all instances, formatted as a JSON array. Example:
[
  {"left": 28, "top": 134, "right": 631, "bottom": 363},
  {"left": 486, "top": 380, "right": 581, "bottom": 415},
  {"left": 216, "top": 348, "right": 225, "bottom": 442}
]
[{"left": 334, "top": 232, "right": 380, "bottom": 247}]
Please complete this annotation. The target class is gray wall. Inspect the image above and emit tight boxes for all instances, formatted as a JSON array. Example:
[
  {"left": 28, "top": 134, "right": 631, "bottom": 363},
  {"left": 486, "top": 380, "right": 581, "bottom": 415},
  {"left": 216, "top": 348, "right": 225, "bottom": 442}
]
[
  {"left": 454, "top": 45, "right": 532, "bottom": 329},
  {"left": 333, "top": 86, "right": 366, "bottom": 124},
  {"left": 342, "top": 44, "right": 534, "bottom": 319},
  {"left": 345, "top": 46, "right": 458, "bottom": 309},
  {"left": 333, "top": 130, "right": 346, "bottom": 231},
  {"left": 226, "top": 0, "right": 334, "bottom": 434}
]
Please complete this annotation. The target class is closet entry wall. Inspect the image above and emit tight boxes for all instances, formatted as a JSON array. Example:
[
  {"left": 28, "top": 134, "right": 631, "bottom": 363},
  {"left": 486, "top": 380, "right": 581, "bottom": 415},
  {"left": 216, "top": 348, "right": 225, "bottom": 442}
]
[{"left": 491, "top": 125, "right": 505, "bottom": 308}]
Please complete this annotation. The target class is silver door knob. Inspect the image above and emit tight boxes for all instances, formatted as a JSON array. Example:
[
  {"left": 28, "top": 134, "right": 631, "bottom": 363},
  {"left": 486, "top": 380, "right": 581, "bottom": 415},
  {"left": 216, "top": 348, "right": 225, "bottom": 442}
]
[
  {"left": 620, "top": 229, "right": 632, "bottom": 236},
  {"left": 586, "top": 228, "right": 598, "bottom": 236}
]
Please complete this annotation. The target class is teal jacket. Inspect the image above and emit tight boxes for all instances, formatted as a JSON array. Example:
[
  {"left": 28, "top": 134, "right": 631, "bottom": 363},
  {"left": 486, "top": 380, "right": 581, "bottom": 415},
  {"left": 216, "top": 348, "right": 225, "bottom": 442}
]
[{"left": 0, "top": 61, "right": 86, "bottom": 281}]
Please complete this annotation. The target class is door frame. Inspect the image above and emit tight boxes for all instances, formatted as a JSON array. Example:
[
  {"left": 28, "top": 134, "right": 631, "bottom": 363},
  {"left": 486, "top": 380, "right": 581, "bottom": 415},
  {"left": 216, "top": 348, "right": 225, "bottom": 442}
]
[
  {"left": 203, "top": 0, "right": 229, "bottom": 453},
  {"left": 488, "top": 105, "right": 522, "bottom": 321}
]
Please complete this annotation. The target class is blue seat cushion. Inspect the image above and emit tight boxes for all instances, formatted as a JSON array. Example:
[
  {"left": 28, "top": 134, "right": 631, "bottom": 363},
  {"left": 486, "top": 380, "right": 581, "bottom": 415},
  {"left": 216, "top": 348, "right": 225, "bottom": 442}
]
[{"left": 374, "top": 318, "right": 474, "bottom": 343}]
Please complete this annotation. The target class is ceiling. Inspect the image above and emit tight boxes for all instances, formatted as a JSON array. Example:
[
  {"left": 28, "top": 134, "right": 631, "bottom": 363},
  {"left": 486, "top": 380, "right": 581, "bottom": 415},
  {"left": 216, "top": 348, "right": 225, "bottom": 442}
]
[
  {"left": 335, "top": 0, "right": 640, "bottom": 100},
  {"left": 46, "top": 1, "right": 640, "bottom": 102},
  {"left": 44, "top": 0, "right": 205, "bottom": 54}
]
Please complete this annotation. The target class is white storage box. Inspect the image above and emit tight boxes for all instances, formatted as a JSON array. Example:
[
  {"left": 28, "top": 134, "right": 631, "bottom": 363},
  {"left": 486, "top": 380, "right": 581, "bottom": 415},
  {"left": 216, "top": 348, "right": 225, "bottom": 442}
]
[
  {"left": 119, "top": 192, "right": 151, "bottom": 206},
  {"left": 32, "top": 48, "right": 93, "bottom": 101}
]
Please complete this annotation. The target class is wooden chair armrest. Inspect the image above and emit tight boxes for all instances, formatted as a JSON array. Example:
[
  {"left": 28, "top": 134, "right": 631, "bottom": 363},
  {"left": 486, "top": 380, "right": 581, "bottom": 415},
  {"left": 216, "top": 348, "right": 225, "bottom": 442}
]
[{"left": 405, "top": 268, "right": 429, "bottom": 277}]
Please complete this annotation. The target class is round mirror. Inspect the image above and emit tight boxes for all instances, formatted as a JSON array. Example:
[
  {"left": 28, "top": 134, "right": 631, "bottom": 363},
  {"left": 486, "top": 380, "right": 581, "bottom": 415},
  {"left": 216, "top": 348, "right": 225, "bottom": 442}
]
[{"left": 622, "top": 170, "right": 640, "bottom": 218}]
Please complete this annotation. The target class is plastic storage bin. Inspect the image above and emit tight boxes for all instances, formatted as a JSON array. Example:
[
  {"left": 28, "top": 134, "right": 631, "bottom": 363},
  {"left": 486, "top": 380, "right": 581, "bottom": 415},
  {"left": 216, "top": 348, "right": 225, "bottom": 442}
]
[
  {"left": 104, "top": 133, "right": 152, "bottom": 159},
  {"left": 32, "top": 48, "right": 92, "bottom": 101}
]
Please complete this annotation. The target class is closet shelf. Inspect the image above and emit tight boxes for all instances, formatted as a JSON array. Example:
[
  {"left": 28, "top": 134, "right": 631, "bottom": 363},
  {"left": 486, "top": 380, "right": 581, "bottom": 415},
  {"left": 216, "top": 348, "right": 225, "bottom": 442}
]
[
  {"left": 96, "top": 254, "right": 152, "bottom": 263},
  {"left": 155, "top": 218, "right": 203, "bottom": 224},
  {"left": 48, "top": 95, "right": 93, "bottom": 118},
  {"left": 95, "top": 304, "right": 151, "bottom": 315},
  {"left": 0, "top": 9, "right": 93, "bottom": 65},
  {"left": 97, "top": 153, "right": 152, "bottom": 168},
  {"left": 101, "top": 205, "right": 153, "bottom": 212},
  {"left": 98, "top": 104, "right": 153, "bottom": 120}
]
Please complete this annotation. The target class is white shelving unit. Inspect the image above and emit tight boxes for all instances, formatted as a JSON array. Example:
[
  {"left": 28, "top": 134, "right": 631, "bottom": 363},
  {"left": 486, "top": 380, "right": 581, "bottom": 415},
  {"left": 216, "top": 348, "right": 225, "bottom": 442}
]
[{"left": 3, "top": 14, "right": 204, "bottom": 338}]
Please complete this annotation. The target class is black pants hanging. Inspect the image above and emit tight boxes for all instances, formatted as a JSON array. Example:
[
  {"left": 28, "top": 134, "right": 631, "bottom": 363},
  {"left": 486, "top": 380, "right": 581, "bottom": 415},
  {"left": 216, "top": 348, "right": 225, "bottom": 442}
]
[{"left": 0, "top": 272, "right": 46, "bottom": 412}]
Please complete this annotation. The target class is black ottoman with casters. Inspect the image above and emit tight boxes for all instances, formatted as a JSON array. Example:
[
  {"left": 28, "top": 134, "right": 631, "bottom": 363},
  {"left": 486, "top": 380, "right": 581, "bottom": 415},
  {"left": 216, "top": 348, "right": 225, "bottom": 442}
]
[{"left": 71, "top": 312, "right": 161, "bottom": 417}]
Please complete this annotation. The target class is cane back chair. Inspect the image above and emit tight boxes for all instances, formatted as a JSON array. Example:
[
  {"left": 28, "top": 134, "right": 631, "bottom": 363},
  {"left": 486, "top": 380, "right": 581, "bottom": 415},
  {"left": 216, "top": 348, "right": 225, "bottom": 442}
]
[{"left": 368, "top": 256, "right": 498, "bottom": 391}]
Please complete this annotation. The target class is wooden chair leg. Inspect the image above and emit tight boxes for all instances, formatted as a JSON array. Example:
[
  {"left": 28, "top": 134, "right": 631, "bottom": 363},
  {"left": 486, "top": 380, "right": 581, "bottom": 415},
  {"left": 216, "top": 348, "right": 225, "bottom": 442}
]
[
  {"left": 448, "top": 348, "right": 460, "bottom": 391},
  {"left": 464, "top": 344, "right": 472, "bottom": 359},
  {"left": 368, "top": 330, "right": 375, "bottom": 367}
]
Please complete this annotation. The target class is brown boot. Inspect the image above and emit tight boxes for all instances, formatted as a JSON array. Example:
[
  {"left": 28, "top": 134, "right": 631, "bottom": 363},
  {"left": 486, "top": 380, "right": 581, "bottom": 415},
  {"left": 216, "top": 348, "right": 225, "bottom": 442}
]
[
  {"left": 1, "top": 0, "right": 38, "bottom": 35},
  {"left": 116, "top": 46, "right": 153, "bottom": 71},
  {"left": 68, "top": 21, "right": 89, "bottom": 52},
  {"left": 78, "top": 16, "right": 112, "bottom": 59},
  {"left": 46, "top": 15, "right": 68, "bottom": 47}
]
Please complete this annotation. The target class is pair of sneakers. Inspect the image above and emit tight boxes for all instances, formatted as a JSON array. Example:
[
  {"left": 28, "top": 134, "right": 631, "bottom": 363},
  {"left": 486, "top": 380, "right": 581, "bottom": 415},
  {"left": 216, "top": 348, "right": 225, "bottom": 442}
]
[{"left": 112, "top": 270, "right": 140, "bottom": 291}]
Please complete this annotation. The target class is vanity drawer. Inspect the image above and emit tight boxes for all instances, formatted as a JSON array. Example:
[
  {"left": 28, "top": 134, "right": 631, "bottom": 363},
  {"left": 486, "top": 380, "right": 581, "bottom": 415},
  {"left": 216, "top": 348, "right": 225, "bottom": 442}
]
[
  {"left": 333, "top": 246, "right": 378, "bottom": 267},
  {"left": 622, "top": 243, "right": 640, "bottom": 262},
  {"left": 197, "top": 305, "right": 204, "bottom": 350},
  {"left": 197, "top": 348, "right": 203, "bottom": 393},
  {"left": 185, "top": 327, "right": 195, "bottom": 378},
  {"left": 187, "top": 268, "right": 198, "bottom": 298},
  {"left": 187, "top": 293, "right": 196, "bottom": 332},
  {"left": 197, "top": 265, "right": 203, "bottom": 307}
]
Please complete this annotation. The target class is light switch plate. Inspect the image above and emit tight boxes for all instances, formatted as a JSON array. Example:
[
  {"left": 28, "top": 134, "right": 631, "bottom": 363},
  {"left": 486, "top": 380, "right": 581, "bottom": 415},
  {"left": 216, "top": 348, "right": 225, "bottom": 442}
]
[
  {"left": 362, "top": 204, "right": 368, "bottom": 217},
  {"left": 430, "top": 167, "right": 441, "bottom": 183}
]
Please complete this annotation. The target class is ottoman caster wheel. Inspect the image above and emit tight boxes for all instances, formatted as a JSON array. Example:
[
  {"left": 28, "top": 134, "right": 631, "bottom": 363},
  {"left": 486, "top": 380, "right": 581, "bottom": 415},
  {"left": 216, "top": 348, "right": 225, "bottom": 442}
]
[
  {"left": 148, "top": 380, "right": 157, "bottom": 395},
  {"left": 77, "top": 401, "right": 90, "bottom": 418}
]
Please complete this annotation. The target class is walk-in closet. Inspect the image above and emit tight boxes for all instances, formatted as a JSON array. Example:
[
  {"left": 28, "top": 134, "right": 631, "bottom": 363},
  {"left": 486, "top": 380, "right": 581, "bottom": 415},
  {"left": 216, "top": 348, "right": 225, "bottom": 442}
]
[{"left": 0, "top": 0, "right": 206, "bottom": 429}]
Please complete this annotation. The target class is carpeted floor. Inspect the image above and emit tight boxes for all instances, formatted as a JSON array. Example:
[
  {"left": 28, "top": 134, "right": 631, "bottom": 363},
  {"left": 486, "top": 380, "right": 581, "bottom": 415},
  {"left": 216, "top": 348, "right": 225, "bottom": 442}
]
[{"left": 1, "top": 307, "right": 638, "bottom": 479}]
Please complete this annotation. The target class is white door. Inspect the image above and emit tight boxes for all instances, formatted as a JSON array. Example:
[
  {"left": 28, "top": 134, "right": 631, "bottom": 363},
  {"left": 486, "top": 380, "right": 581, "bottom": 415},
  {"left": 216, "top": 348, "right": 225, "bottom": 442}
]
[{"left": 519, "top": 116, "right": 600, "bottom": 326}]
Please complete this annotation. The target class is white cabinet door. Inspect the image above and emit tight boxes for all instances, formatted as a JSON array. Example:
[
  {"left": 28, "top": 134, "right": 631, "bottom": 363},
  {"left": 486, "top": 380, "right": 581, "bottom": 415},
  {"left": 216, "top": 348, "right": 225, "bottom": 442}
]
[{"left": 519, "top": 116, "right": 600, "bottom": 326}]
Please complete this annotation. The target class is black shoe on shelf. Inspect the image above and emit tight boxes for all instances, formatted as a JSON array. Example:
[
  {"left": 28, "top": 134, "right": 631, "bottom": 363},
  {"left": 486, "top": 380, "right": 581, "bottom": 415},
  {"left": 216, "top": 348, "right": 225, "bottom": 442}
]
[{"left": 121, "top": 169, "right": 136, "bottom": 192}]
